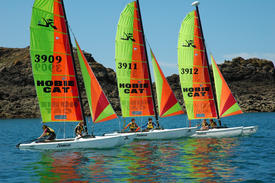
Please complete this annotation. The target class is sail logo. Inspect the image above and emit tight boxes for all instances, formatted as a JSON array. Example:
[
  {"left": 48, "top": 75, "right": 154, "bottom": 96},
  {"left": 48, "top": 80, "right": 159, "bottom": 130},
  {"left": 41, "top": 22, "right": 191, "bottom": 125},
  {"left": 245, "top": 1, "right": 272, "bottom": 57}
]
[
  {"left": 182, "top": 87, "right": 210, "bottom": 97},
  {"left": 37, "top": 80, "right": 74, "bottom": 93},
  {"left": 38, "top": 18, "right": 57, "bottom": 30},
  {"left": 119, "top": 83, "right": 148, "bottom": 94},
  {"left": 182, "top": 40, "right": 196, "bottom": 48},
  {"left": 121, "top": 33, "right": 135, "bottom": 42}
]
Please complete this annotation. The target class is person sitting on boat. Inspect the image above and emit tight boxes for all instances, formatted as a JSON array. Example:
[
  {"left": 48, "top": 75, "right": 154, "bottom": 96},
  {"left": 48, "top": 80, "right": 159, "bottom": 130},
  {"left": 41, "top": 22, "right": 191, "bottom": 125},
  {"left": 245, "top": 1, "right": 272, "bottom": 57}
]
[
  {"left": 201, "top": 119, "right": 209, "bottom": 130},
  {"left": 124, "top": 118, "right": 140, "bottom": 132},
  {"left": 38, "top": 125, "right": 56, "bottom": 141},
  {"left": 142, "top": 117, "right": 156, "bottom": 131},
  {"left": 218, "top": 119, "right": 222, "bottom": 127},
  {"left": 75, "top": 121, "right": 84, "bottom": 138},
  {"left": 209, "top": 119, "right": 217, "bottom": 128}
]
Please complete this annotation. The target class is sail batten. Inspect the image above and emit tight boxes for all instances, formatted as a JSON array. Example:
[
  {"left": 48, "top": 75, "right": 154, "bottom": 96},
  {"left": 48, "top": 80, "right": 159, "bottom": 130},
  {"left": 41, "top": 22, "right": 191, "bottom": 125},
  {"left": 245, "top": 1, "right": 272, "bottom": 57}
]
[
  {"left": 178, "top": 10, "right": 217, "bottom": 120},
  {"left": 30, "top": 0, "right": 83, "bottom": 122}
]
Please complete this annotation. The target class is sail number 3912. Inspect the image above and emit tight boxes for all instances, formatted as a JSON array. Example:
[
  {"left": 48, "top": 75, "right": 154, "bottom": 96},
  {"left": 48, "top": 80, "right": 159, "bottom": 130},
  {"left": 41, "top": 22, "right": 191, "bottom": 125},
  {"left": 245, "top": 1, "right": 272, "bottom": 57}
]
[
  {"left": 35, "top": 54, "right": 62, "bottom": 63},
  {"left": 181, "top": 68, "right": 198, "bottom": 74}
]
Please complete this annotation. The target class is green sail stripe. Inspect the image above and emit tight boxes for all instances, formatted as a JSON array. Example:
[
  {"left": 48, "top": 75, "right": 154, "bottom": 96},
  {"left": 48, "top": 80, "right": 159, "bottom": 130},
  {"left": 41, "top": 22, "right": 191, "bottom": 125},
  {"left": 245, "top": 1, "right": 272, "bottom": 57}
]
[
  {"left": 178, "top": 11, "right": 195, "bottom": 119},
  {"left": 162, "top": 103, "right": 183, "bottom": 117},
  {"left": 151, "top": 50, "right": 163, "bottom": 114},
  {"left": 211, "top": 56, "right": 222, "bottom": 113},
  {"left": 75, "top": 41, "right": 93, "bottom": 117},
  {"left": 31, "top": 0, "right": 55, "bottom": 122},
  {"left": 115, "top": 2, "right": 135, "bottom": 117},
  {"left": 221, "top": 103, "right": 241, "bottom": 117},
  {"left": 33, "top": 0, "right": 54, "bottom": 13},
  {"left": 94, "top": 104, "right": 115, "bottom": 123}
]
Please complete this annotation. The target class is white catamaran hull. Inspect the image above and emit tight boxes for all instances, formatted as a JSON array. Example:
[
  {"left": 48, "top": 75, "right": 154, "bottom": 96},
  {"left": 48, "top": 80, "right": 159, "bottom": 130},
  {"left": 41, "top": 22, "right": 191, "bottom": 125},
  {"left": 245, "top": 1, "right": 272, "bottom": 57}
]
[
  {"left": 19, "top": 134, "right": 135, "bottom": 150},
  {"left": 192, "top": 126, "right": 243, "bottom": 138},
  {"left": 105, "top": 127, "right": 197, "bottom": 140},
  {"left": 242, "top": 126, "right": 258, "bottom": 136}
]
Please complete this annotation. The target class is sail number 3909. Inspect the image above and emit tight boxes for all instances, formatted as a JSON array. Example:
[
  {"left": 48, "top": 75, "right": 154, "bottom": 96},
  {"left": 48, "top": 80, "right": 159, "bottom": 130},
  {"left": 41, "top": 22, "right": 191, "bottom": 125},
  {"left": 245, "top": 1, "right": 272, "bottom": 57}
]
[
  {"left": 35, "top": 54, "right": 62, "bottom": 63},
  {"left": 181, "top": 68, "right": 198, "bottom": 74},
  {"left": 118, "top": 62, "right": 137, "bottom": 70}
]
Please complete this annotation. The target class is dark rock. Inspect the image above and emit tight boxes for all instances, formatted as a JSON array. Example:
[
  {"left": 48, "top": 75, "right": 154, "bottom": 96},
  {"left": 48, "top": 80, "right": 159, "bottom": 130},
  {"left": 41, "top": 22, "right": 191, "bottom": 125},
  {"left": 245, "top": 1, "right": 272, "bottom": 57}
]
[{"left": 0, "top": 47, "right": 274, "bottom": 119}]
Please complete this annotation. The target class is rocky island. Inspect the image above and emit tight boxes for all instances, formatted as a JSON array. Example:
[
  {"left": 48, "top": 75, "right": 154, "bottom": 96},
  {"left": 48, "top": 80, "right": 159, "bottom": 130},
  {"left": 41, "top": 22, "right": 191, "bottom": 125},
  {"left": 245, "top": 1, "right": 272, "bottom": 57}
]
[{"left": 0, "top": 47, "right": 274, "bottom": 119}]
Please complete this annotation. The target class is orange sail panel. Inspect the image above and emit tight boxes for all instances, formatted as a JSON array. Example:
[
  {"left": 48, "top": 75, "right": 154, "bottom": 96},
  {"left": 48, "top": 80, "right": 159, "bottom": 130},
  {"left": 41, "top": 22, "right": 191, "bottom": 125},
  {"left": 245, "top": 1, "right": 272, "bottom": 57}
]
[
  {"left": 151, "top": 49, "right": 184, "bottom": 117},
  {"left": 115, "top": 1, "right": 154, "bottom": 117},
  {"left": 211, "top": 55, "right": 243, "bottom": 117},
  {"left": 178, "top": 10, "right": 217, "bottom": 120},
  {"left": 75, "top": 40, "right": 117, "bottom": 123},
  {"left": 30, "top": 0, "right": 83, "bottom": 122}
]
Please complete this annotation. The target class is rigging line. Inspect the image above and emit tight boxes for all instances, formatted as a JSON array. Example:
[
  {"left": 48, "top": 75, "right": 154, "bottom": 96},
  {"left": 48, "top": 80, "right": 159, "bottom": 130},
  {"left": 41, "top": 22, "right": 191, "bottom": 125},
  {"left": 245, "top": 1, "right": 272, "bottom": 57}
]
[
  {"left": 136, "top": 0, "right": 159, "bottom": 128},
  {"left": 61, "top": 0, "right": 88, "bottom": 133},
  {"left": 69, "top": 23, "right": 120, "bottom": 131}
]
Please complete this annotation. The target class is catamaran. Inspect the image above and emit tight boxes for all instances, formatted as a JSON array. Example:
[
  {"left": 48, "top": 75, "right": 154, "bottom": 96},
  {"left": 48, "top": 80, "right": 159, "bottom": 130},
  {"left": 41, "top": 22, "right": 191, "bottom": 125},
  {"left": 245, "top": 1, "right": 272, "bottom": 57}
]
[
  {"left": 18, "top": 0, "right": 134, "bottom": 150},
  {"left": 105, "top": 0, "right": 197, "bottom": 140},
  {"left": 178, "top": 1, "right": 257, "bottom": 138}
]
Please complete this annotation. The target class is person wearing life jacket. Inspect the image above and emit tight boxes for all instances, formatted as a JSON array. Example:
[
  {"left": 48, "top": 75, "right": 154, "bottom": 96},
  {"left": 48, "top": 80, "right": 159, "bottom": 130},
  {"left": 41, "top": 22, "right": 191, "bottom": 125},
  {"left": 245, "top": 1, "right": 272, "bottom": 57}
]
[
  {"left": 124, "top": 118, "right": 140, "bottom": 132},
  {"left": 209, "top": 119, "right": 217, "bottom": 128},
  {"left": 201, "top": 119, "right": 209, "bottom": 130},
  {"left": 75, "top": 121, "right": 84, "bottom": 137},
  {"left": 142, "top": 118, "right": 156, "bottom": 131},
  {"left": 38, "top": 125, "right": 56, "bottom": 141}
]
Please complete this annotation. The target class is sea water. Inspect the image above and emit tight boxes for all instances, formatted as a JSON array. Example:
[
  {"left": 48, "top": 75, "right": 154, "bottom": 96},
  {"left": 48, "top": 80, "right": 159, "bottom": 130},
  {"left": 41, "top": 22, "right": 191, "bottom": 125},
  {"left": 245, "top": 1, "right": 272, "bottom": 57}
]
[{"left": 0, "top": 112, "right": 274, "bottom": 182}]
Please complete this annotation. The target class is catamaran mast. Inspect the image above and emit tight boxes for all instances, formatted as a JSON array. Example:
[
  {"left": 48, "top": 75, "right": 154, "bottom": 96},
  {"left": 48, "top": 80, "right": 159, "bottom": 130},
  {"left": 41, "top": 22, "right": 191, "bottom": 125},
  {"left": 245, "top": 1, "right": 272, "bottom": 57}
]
[
  {"left": 61, "top": 0, "right": 88, "bottom": 133},
  {"left": 192, "top": 1, "right": 220, "bottom": 120},
  {"left": 136, "top": 0, "right": 160, "bottom": 128}
]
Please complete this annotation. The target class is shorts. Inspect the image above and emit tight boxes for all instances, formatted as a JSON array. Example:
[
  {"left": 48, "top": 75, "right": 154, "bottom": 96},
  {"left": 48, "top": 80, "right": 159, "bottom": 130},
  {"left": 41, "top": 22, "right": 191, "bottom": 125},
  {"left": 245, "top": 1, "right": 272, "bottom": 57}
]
[{"left": 46, "top": 133, "right": 56, "bottom": 140}]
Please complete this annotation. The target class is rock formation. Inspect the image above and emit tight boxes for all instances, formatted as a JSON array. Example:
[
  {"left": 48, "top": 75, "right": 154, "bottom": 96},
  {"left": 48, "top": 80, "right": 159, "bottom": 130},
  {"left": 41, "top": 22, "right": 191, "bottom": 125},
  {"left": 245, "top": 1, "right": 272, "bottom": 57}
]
[{"left": 0, "top": 47, "right": 274, "bottom": 119}]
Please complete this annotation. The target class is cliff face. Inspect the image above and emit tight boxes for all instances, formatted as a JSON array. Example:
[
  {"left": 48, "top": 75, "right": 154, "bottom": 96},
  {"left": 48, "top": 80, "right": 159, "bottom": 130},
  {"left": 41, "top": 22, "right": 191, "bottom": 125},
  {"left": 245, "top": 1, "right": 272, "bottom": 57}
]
[
  {"left": 167, "top": 57, "right": 275, "bottom": 113},
  {"left": 0, "top": 47, "right": 274, "bottom": 119}
]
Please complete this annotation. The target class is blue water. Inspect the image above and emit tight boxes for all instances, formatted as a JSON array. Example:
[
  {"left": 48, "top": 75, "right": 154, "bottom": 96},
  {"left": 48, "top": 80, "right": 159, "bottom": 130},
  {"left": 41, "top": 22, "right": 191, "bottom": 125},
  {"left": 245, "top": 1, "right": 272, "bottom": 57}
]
[{"left": 0, "top": 113, "right": 274, "bottom": 182}]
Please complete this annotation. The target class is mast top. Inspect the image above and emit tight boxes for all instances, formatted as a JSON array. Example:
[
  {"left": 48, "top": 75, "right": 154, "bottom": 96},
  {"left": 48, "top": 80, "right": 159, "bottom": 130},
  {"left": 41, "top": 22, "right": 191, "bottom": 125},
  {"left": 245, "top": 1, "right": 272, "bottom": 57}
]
[{"left": 192, "top": 1, "right": 200, "bottom": 7}]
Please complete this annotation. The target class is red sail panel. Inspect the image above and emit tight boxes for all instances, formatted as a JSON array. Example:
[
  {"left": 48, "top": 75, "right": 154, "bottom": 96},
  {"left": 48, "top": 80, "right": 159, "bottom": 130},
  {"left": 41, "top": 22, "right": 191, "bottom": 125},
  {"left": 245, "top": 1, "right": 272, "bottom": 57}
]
[
  {"left": 51, "top": 1, "right": 83, "bottom": 121},
  {"left": 192, "top": 11, "right": 217, "bottom": 119},
  {"left": 129, "top": 2, "right": 154, "bottom": 116}
]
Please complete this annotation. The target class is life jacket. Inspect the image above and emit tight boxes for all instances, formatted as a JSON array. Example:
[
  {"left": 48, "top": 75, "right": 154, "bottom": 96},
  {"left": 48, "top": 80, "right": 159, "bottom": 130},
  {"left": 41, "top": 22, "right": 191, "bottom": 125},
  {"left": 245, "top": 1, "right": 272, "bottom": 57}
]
[
  {"left": 147, "top": 121, "right": 153, "bottom": 129},
  {"left": 75, "top": 124, "right": 84, "bottom": 134},
  {"left": 210, "top": 121, "right": 217, "bottom": 127},
  {"left": 130, "top": 122, "right": 137, "bottom": 130},
  {"left": 45, "top": 127, "right": 55, "bottom": 136},
  {"left": 202, "top": 121, "right": 208, "bottom": 127}
]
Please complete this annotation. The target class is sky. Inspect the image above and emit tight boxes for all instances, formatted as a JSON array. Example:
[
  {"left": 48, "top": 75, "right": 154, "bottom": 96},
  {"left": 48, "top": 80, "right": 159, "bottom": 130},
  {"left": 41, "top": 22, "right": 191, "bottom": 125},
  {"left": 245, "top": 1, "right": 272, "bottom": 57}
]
[{"left": 1, "top": 0, "right": 275, "bottom": 76}]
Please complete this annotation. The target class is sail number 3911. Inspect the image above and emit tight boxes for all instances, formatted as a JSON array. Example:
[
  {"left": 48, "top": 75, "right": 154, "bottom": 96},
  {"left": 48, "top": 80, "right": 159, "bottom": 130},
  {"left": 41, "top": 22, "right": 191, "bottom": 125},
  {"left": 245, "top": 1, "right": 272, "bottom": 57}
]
[
  {"left": 181, "top": 68, "right": 198, "bottom": 74},
  {"left": 118, "top": 62, "right": 137, "bottom": 70},
  {"left": 35, "top": 54, "right": 62, "bottom": 63}
]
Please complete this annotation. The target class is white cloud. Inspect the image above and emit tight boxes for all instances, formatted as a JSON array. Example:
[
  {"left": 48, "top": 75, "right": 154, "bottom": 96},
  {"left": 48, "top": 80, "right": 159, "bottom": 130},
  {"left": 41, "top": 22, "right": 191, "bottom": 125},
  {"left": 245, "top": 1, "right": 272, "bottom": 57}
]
[{"left": 157, "top": 61, "right": 178, "bottom": 69}]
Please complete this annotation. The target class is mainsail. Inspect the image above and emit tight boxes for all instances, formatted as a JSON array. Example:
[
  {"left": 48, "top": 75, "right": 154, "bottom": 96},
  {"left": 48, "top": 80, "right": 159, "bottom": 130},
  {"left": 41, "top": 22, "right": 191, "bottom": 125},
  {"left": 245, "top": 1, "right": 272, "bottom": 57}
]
[
  {"left": 30, "top": 0, "right": 84, "bottom": 122},
  {"left": 75, "top": 39, "right": 118, "bottom": 123},
  {"left": 115, "top": 1, "right": 155, "bottom": 117},
  {"left": 211, "top": 55, "right": 243, "bottom": 117},
  {"left": 178, "top": 10, "right": 217, "bottom": 120},
  {"left": 151, "top": 49, "right": 184, "bottom": 117}
]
